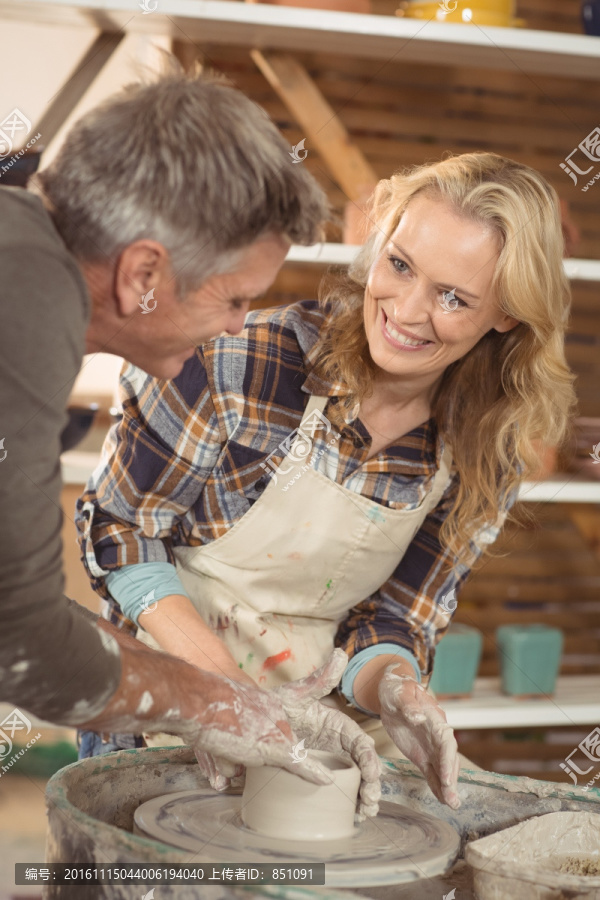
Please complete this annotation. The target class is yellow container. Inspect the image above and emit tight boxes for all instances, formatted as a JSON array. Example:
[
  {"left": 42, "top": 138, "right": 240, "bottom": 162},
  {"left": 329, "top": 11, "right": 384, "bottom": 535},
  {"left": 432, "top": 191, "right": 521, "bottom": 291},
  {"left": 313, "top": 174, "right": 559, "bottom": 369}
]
[{"left": 397, "top": 0, "right": 522, "bottom": 27}]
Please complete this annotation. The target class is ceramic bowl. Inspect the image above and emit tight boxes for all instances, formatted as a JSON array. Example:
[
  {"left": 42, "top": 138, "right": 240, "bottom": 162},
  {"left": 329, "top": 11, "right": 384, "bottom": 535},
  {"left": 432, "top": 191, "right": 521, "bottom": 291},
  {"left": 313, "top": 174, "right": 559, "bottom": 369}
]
[{"left": 242, "top": 749, "right": 361, "bottom": 841}]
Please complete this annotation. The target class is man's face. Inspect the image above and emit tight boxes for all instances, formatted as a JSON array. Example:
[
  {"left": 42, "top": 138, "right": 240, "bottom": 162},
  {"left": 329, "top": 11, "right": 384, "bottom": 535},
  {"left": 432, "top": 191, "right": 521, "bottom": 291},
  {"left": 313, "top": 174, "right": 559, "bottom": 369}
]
[{"left": 112, "top": 233, "right": 290, "bottom": 379}]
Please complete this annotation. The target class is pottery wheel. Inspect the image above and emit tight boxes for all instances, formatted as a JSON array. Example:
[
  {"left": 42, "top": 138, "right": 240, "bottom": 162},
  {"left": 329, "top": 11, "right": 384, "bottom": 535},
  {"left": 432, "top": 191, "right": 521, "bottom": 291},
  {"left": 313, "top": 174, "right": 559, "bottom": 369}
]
[{"left": 134, "top": 788, "right": 460, "bottom": 888}]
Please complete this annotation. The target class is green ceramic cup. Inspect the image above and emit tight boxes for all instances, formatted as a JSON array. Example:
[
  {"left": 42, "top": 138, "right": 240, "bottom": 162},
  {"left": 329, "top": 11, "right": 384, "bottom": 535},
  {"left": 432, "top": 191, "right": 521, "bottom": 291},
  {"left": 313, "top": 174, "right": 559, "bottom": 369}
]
[
  {"left": 429, "top": 624, "right": 483, "bottom": 697},
  {"left": 496, "top": 625, "right": 563, "bottom": 696}
]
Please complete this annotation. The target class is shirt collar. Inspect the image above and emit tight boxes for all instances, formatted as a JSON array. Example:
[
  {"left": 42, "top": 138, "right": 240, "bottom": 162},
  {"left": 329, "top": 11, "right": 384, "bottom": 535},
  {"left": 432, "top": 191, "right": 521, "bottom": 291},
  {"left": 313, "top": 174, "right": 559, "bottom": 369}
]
[{"left": 300, "top": 312, "right": 446, "bottom": 476}]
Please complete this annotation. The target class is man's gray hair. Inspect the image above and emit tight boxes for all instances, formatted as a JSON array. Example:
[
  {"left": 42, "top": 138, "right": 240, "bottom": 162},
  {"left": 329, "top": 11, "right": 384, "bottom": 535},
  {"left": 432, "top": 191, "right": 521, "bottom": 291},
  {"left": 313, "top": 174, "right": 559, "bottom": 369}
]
[{"left": 36, "top": 68, "right": 329, "bottom": 292}]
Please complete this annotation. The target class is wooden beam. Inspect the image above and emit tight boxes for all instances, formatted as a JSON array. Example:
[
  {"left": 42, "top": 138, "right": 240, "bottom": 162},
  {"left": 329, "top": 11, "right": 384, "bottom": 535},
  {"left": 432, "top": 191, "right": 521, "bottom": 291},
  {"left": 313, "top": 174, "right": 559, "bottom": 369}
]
[
  {"left": 249, "top": 48, "right": 377, "bottom": 202},
  {"left": 33, "top": 32, "right": 124, "bottom": 147}
]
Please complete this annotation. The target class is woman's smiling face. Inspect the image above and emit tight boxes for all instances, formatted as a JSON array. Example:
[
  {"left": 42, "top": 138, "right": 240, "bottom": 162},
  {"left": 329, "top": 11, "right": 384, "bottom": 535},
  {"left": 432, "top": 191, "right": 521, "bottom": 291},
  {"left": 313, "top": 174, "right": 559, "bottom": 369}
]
[{"left": 364, "top": 193, "right": 519, "bottom": 381}]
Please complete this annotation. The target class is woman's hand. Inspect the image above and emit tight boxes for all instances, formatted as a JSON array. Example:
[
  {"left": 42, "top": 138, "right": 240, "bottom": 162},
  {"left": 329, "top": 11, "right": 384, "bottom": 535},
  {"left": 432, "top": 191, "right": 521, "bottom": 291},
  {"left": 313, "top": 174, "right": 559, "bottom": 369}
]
[
  {"left": 378, "top": 668, "right": 460, "bottom": 809},
  {"left": 274, "top": 649, "right": 381, "bottom": 819}
]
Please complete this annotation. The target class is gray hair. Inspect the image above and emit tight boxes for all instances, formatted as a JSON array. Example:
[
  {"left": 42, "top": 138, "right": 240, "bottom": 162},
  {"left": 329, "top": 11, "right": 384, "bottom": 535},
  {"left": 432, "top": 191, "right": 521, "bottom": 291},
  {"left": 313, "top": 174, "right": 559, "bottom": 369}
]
[{"left": 36, "top": 68, "right": 329, "bottom": 292}]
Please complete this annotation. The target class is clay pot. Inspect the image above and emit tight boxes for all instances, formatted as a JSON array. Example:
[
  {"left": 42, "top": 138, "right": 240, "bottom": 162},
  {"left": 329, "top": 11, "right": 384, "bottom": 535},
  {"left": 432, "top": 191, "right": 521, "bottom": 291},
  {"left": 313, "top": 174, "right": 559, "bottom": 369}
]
[
  {"left": 242, "top": 749, "right": 361, "bottom": 841},
  {"left": 496, "top": 625, "right": 563, "bottom": 697}
]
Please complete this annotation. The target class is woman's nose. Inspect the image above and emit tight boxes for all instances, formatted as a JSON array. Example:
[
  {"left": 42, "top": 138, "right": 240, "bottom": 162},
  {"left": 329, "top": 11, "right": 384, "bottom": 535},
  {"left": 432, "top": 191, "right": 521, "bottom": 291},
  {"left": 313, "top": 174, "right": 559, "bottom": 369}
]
[{"left": 392, "top": 283, "right": 432, "bottom": 323}]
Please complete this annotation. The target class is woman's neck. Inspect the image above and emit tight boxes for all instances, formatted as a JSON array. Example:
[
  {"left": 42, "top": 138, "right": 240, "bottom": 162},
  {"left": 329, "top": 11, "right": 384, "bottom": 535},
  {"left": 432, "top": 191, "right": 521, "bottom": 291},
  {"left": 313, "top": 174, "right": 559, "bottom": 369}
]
[{"left": 365, "top": 369, "right": 440, "bottom": 415}]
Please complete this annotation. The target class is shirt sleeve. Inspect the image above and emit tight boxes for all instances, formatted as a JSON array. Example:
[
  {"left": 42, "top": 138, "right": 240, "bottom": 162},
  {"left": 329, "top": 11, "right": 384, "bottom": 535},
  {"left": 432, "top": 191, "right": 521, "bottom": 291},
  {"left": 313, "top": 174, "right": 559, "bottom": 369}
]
[
  {"left": 335, "top": 472, "right": 518, "bottom": 685},
  {"left": 75, "top": 353, "right": 224, "bottom": 600},
  {"left": 105, "top": 561, "right": 190, "bottom": 626},
  {"left": 0, "top": 244, "right": 121, "bottom": 724}
]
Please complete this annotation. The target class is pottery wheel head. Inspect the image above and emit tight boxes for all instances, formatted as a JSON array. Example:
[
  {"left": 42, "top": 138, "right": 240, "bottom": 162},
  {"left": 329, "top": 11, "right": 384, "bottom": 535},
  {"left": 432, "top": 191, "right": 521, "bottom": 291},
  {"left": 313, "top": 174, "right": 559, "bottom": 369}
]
[{"left": 133, "top": 788, "right": 460, "bottom": 888}]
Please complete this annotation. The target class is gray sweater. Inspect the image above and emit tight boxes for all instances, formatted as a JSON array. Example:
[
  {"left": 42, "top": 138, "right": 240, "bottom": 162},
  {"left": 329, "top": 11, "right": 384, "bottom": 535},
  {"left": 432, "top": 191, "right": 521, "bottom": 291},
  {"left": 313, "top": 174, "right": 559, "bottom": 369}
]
[{"left": 0, "top": 185, "right": 121, "bottom": 724}]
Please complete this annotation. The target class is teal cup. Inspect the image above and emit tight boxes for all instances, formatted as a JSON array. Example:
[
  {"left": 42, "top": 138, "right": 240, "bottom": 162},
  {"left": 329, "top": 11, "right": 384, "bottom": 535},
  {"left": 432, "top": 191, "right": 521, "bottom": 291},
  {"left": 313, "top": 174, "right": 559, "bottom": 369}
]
[
  {"left": 429, "top": 624, "right": 483, "bottom": 697},
  {"left": 496, "top": 625, "right": 563, "bottom": 696}
]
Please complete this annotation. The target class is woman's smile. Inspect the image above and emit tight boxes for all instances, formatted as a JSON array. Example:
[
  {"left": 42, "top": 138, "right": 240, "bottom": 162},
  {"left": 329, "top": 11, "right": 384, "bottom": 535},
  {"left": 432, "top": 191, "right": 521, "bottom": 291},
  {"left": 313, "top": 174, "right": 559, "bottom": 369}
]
[{"left": 381, "top": 309, "right": 434, "bottom": 351}]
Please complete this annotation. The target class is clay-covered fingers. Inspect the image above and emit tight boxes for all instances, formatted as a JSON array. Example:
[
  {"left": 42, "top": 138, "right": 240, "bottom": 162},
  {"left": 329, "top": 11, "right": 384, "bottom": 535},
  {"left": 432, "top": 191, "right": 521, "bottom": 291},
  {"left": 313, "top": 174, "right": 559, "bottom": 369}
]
[
  {"left": 192, "top": 677, "right": 335, "bottom": 787},
  {"left": 378, "top": 672, "right": 461, "bottom": 810},
  {"left": 194, "top": 728, "right": 333, "bottom": 788},
  {"left": 436, "top": 725, "right": 460, "bottom": 809},
  {"left": 274, "top": 649, "right": 349, "bottom": 707},
  {"left": 194, "top": 748, "right": 233, "bottom": 791},
  {"left": 321, "top": 709, "right": 381, "bottom": 819}
]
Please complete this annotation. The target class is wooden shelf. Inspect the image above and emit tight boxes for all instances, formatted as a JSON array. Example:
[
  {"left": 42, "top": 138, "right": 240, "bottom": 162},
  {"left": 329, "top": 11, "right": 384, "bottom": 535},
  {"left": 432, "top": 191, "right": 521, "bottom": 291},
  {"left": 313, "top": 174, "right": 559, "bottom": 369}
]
[
  {"left": 1, "top": 0, "right": 600, "bottom": 81},
  {"left": 443, "top": 675, "right": 600, "bottom": 729}
]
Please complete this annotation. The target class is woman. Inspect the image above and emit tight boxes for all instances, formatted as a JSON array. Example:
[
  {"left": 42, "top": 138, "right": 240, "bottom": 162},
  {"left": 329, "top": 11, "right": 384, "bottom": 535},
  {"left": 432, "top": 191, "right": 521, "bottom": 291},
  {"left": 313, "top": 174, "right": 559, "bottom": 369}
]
[{"left": 76, "top": 152, "right": 576, "bottom": 809}]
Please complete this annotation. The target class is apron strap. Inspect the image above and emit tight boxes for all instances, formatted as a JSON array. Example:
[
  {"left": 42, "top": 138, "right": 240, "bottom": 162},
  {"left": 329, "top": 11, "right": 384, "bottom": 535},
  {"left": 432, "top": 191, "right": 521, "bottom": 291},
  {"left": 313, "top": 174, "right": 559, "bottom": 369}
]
[
  {"left": 288, "top": 394, "right": 332, "bottom": 457},
  {"left": 428, "top": 440, "right": 453, "bottom": 508}
]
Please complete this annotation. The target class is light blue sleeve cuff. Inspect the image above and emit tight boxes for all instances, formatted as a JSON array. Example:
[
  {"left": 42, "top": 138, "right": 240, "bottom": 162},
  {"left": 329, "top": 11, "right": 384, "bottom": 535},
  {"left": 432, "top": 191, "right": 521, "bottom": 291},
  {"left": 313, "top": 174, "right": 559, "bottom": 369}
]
[
  {"left": 340, "top": 643, "right": 422, "bottom": 715},
  {"left": 105, "top": 562, "right": 190, "bottom": 627}
]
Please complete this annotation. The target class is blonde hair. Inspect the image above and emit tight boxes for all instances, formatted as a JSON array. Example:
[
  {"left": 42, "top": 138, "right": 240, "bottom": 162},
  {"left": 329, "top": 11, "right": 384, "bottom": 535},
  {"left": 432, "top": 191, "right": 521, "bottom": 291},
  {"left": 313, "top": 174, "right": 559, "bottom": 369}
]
[{"left": 313, "top": 152, "right": 577, "bottom": 569}]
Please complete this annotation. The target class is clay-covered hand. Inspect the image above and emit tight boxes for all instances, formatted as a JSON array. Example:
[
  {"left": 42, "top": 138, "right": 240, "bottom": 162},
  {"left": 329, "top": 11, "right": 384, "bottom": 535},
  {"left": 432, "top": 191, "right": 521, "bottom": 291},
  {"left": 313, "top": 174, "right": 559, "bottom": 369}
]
[
  {"left": 273, "top": 649, "right": 381, "bottom": 820},
  {"left": 190, "top": 676, "right": 333, "bottom": 791},
  {"left": 378, "top": 668, "right": 460, "bottom": 809}
]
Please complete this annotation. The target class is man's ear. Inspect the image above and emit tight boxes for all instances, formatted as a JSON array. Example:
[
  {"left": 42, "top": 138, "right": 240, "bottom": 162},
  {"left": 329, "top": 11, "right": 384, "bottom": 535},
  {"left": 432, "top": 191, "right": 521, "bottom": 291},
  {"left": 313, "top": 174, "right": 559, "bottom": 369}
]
[
  {"left": 494, "top": 314, "right": 520, "bottom": 334},
  {"left": 113, "top": 240, "right": 169, "bottom": 317}
]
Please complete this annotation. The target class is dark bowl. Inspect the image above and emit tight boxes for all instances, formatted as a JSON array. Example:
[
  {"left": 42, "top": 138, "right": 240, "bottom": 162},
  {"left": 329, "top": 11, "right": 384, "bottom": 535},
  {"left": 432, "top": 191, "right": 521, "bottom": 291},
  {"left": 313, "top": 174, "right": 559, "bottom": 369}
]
[
  {"left": 582, "top": 0, "right": 600, "bottom": 35},
  {"left": 0, "top": 148, "right": 43, "bottom": 187},
  {"left": 60, "top": 405, "right": 99, "bottom": 453}
]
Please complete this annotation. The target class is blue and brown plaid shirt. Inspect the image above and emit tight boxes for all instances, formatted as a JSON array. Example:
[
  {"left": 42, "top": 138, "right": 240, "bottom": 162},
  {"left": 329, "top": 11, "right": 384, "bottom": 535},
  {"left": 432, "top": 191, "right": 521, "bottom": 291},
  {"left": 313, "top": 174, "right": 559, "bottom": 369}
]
[{"left": 76, "top": 300, "right": 512, "bottom": 678}]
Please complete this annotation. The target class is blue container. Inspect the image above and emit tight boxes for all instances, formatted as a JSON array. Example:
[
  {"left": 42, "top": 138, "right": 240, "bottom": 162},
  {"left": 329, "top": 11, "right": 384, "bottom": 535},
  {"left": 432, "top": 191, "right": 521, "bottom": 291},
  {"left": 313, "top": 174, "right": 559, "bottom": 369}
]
[
  {"left": 582, "top": 0, "right": 600, "bottom": 35},
  {"left": 429, "top": 624, "right": 483, "bottom": 697},
  {"left": 496, "top": 625, "right": 563, "bottom": 696}
]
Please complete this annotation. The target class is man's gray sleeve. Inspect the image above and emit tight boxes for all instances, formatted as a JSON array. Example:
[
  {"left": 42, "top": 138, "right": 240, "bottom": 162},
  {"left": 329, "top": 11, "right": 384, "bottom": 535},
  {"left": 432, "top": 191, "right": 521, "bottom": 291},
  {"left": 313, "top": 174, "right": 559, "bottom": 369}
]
[{"left": 0, "top": 244, "right": 122, "bottom": 725}]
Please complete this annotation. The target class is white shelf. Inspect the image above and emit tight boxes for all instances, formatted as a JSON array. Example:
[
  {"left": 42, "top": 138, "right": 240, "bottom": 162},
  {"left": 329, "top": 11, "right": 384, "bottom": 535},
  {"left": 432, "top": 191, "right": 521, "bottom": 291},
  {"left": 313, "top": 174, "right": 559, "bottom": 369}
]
[
  {"left": 518, "top": 475, "right": 600, "bottom": 504},
  {"left": 1, "top": 0, "right": 600, "bottom": 80},
  {"left": 443, "top": 675, "right": 600, "bottom": 729},
  {"left": 288, "top": 245, "right": 600, "bottom": 283}
]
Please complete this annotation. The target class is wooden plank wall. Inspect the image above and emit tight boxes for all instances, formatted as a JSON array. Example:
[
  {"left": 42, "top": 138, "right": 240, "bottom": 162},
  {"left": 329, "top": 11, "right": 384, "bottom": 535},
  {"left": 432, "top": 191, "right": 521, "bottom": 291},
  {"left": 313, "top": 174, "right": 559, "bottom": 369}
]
[{"left": 194, "top": 0, "right": 599, "bottom": 781}]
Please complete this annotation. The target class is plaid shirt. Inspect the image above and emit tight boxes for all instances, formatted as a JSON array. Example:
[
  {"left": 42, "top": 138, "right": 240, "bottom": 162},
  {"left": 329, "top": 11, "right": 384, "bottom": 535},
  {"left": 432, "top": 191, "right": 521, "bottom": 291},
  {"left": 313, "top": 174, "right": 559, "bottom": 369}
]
[{"left": 76, "top": 300, "right": 511, "bottom": 676}]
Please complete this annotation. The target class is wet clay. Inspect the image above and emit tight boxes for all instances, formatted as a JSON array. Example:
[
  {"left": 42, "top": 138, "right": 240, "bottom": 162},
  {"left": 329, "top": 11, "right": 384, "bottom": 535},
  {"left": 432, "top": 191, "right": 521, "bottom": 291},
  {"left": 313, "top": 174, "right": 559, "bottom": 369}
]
[{"left": 241, "top": 749, "right": 361, "bottom": 841}]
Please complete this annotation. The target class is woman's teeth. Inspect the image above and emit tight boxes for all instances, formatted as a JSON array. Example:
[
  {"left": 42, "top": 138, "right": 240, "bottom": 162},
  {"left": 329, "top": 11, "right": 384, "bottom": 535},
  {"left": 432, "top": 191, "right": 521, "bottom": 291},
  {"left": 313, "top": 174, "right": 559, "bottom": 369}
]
[{"left": 384, "top": 317, "right": 430, "bottom": 346}]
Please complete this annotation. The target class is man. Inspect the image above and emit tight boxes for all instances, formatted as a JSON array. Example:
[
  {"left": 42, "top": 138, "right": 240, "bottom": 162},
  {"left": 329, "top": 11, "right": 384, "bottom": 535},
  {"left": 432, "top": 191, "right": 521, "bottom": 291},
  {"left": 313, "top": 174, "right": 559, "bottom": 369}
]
[{"left": 0, "top": 68, "right": 380, "bottom": 792}]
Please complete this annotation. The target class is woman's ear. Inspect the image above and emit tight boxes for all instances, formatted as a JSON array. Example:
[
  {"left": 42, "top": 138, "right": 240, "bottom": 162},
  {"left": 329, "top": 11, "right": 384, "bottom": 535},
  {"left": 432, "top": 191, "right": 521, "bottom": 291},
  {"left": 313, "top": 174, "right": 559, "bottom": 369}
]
[
  {"left": 494, "top": 314, "right": 520, "bottom": 334},
  {"left": 113, "top": 240, "right": 169, "bottom": 317}
]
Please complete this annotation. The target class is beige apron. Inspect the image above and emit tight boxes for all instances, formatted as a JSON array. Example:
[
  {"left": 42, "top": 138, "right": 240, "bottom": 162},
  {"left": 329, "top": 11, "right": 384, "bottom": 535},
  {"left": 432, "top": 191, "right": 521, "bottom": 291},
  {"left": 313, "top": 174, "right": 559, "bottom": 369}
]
[{"left": 140, "top": 395, "right": 453, "bottom": 756}]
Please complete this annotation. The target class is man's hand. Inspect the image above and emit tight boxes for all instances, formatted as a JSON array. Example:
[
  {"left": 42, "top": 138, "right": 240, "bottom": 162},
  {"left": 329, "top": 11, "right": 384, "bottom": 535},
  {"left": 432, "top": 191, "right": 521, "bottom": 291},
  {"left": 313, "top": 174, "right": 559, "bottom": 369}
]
[
  {"left": 190, "top": 674, "right": 335, "bottom": 788},
  {"left": 378, "top": 667, "right": 460, "bottom": 809},
  {"left": 274, "top": 649, "right": 381, "bottom": 819},
  {"left": 80, "top": 642, "right": 332, "bottom": 789}
]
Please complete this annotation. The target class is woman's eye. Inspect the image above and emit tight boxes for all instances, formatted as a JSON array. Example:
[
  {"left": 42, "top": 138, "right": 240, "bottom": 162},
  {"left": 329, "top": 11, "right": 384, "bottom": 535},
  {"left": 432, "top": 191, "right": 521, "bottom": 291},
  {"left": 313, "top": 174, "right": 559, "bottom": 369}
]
[
  {"left": 388, "top": 255, "right": 409, "bottom": 274},
  {"left": 439, "top": 289, "right": 468, "bottom": 312}
]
